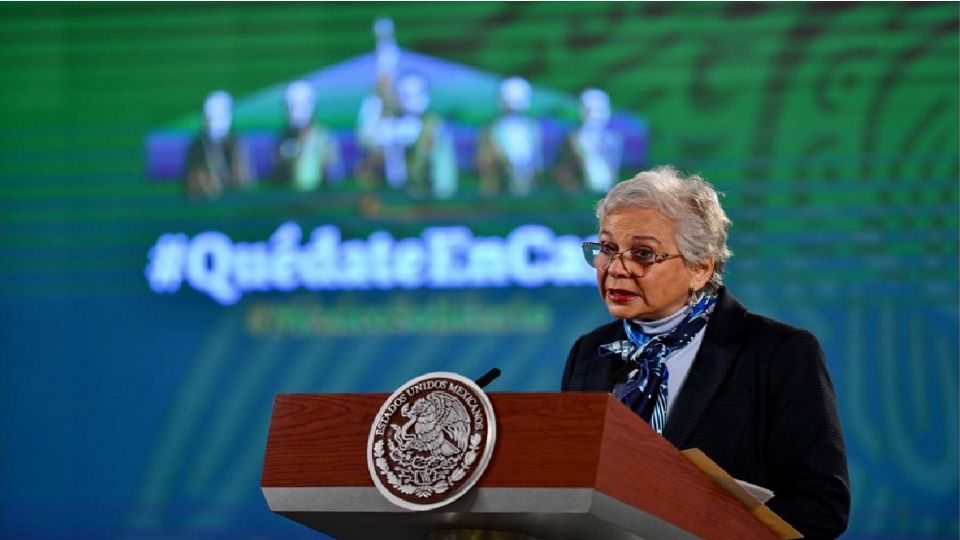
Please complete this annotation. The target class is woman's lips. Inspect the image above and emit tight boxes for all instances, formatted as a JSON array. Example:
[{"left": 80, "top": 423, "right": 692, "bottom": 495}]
[{"left": 606, "top": 288, "right": 639, "bottom": 303}]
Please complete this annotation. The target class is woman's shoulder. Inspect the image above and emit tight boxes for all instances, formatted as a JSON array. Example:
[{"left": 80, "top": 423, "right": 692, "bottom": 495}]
[
  {"left": 715, "top": 288, "right": 821, "bottom": 347},
  {"left": 743, "top": 310, "right": 816, "bottom": 341},
  {"left": 723, "top": 296, "right": 828, "bottom": 376}
]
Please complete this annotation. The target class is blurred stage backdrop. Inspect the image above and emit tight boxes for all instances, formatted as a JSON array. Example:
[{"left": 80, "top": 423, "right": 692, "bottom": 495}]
[{"left": 0, "top": 2, "right": 957, "bottom": 539}]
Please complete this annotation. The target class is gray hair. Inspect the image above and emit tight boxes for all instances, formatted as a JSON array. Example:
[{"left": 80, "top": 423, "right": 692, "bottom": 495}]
[{"left": 595, "top": 165, "right": 733, "bottom": 293}]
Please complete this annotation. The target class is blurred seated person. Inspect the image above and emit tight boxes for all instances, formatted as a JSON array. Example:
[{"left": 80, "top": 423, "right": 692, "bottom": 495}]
[
  {"left": 563, "top": 166, "right": 850, "bottom": 539},
  {"left": 555, "top": 88, "right": 623, "bottom": 194},
  {"left": 475, "top": 76, "right": 543, "bottom": 197},
  {"left": 185, "top": 90, "right": 252, "bottom": 200},
  {"left": 355, "top": 16, "right": 401, "bottom": 191},
  {"left": 273, "top": 80, "right": 344, "bottom": 191},
  {"left": 355, "top": 71, "right": 457, "bottom": 199}
]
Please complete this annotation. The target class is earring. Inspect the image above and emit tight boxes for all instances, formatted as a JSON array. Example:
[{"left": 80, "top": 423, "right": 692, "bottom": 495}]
[{"left": 688, "top": 288, "right": 699, "bottom": 307}]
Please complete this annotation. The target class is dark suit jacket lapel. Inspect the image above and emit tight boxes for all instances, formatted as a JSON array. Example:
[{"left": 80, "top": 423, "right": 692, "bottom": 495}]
[
  {"left": 565, "top": 321, "right": 628, "bottom": 393},
  {"left": 663, "top": 288, "right": 745, "bottom": 448}
]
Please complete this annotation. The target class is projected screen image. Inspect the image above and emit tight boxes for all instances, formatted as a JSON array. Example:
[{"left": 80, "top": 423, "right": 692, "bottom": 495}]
[
  {"left": 142, "top": 29, "right": 648, "bottom": 305},
  {"left": 0, "top": 2, "right": 957, "bottom": 540},
  {"left": 146, "top": 48, "right": 648, "bottom": 200}
]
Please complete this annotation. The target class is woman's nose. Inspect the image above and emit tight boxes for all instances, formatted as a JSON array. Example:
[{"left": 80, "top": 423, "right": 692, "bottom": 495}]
[{"left": 606, "top": 252, "right": 633, "bottom": 276}]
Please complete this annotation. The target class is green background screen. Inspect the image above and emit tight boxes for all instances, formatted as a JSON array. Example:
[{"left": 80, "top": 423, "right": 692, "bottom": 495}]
[{"left": 0, "top": 2, "right": 957, "bottom": 539}]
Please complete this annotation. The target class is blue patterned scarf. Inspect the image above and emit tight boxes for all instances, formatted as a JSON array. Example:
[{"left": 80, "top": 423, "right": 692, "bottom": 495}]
[{"left": 599, "top": 292, "right": 718, "bottom": 434}]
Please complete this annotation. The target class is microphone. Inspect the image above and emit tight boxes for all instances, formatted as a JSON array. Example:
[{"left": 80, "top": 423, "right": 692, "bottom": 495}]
[{"left": 474, "top": 368, "right": 501, "bottom": 389}]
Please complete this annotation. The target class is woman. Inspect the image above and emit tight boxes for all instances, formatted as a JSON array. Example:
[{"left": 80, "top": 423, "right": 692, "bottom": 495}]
[{"left": 562, "top": 166, "right": 850, "bottom": 539}]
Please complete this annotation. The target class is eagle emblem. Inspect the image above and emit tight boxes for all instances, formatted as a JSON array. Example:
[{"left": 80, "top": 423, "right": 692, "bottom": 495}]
[
  {"left": 394, "top": 391, "right": 471, "bottom": 458},
  {"left": 367, "top": 372, "right": 497, "bottom": 511}
]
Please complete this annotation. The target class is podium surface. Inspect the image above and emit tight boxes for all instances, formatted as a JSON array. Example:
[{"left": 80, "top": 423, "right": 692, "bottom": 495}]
[{"left": 262, "top": 392, "right": 785, "bottom": 540}]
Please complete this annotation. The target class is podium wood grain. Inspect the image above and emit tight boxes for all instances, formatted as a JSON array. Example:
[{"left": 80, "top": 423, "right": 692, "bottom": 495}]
[{"left": 262, "top": 392, "right": 780, "bottom": 540}]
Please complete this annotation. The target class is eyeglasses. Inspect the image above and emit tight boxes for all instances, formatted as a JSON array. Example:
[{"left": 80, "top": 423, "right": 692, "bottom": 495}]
[{"left": 581, "top": 242, "right": 682, "bottom": 271}]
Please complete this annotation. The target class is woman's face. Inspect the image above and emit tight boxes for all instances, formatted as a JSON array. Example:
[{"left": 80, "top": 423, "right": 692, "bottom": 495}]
[{"left": 597, "top": 206, "right": 714, "bottom": 321}]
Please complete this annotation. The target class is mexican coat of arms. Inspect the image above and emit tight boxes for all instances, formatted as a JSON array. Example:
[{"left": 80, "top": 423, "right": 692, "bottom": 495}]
[{"left": 366, "top": 372, "right": 497, "bottom": 511}]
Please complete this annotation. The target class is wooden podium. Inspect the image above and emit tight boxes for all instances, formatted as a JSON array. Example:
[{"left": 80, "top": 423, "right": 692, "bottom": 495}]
[{"left": 262, "top": 392, "right": 792, "bottom": 540}]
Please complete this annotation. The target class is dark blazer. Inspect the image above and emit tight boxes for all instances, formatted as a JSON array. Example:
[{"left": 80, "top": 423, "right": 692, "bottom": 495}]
[{"left": 562, "top": 288, "right": 850, "bottom": 539}]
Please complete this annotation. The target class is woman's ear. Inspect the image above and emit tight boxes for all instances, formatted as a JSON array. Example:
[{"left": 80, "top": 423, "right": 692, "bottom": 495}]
[{"left": 688, "top": 258, "right": 715, "bottom": 291}]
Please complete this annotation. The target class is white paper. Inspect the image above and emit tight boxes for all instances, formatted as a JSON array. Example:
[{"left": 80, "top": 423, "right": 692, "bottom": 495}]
[{"left": 735, "top": 479, "right": 775, "bottom": 504}]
